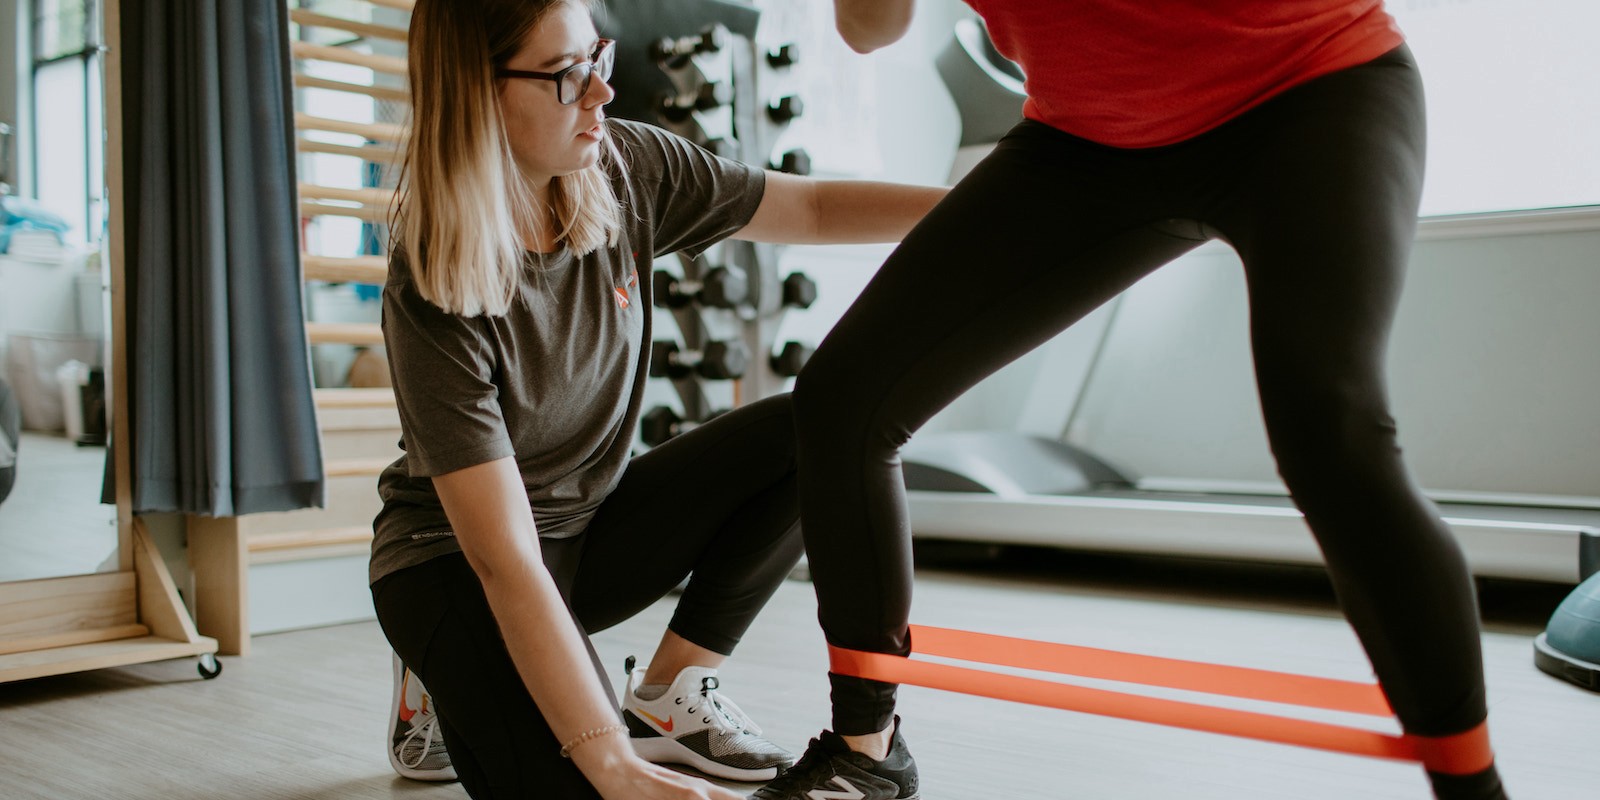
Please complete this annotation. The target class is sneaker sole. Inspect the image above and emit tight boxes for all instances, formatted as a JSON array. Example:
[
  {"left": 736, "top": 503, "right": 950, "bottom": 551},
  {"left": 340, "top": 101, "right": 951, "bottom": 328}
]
[
  {"left": 388, "top": 656, "right": 458, "bottom": 782},
  {"left": 631, "top": 736, "right": 786, "bottom": 782},
  {"left": 388, "top": 759, "right": 459, "bottom": 783}
]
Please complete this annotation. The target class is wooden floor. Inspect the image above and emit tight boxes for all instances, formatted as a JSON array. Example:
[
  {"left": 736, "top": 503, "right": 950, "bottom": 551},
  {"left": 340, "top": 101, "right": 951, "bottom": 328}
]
[{"left": 1, "top": 547, "right": 1594, "bottom": 799}]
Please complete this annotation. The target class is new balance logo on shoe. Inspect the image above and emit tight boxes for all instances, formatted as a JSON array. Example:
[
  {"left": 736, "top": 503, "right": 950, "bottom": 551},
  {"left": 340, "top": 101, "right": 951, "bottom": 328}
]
[
  {"left": 748, "top": 720, "right": 919, "bottom": 800},
  {"left": 807, "top": 777, "right": 867, "bottom": 800}
]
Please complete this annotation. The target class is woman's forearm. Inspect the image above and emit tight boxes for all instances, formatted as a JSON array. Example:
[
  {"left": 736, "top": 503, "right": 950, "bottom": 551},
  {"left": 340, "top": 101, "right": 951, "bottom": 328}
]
[
  {"left": 478, "top": 551, "right": 635, "bottom": 772},
  {"left": 812, "top": 178, "right": 948, "bottom": 244},
  {"left": 736, "top": 173, "right": 947, "bottom": 246},
  {"left": 434, "top": 459, "right": 634, "bottom": 773}
]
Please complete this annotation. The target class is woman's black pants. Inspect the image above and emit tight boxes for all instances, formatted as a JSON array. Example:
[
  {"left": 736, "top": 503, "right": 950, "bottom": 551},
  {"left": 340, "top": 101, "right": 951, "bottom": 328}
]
[
  {"left": 793, "top": 47, "right": 1499, "bottom": 795},
  {"left": 373, "top": 394, "right": 804, "bottom": 799}
]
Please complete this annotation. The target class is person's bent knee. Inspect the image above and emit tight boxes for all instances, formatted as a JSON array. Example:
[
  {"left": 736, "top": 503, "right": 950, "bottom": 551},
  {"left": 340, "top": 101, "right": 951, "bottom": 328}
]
[
  {"left": 791, "top": 361, "right": 866, "bottom": 439},
  {"left": 1269, "top": 395, "right": 1404, "bottom": 496}
]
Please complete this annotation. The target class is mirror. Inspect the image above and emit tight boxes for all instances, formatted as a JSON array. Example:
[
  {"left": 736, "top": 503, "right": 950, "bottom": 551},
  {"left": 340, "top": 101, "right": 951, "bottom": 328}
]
[
  {"left": 0, "top": 264, "right": 116, "bottom": 584},
  {"left": 0, "top": 0, "right": 118, "bottom": 585}
]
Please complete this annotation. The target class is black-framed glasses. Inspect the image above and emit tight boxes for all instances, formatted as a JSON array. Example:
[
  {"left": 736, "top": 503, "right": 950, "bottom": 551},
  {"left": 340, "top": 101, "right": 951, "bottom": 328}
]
[{"left": 498, "top": 39, "right": 616, "bottom": 105}]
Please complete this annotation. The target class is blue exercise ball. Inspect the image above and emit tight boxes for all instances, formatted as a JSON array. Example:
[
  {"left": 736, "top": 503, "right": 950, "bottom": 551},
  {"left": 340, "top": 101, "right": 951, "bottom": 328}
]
[{"left": 1534, "top": 571, "right": 1600, "bottom": 691}]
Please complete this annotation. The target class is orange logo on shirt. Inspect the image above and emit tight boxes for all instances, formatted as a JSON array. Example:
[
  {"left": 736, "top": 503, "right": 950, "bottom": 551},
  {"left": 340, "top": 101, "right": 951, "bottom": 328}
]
[{"left": 614, "top": 267, "right": 640, "bottom": 310}]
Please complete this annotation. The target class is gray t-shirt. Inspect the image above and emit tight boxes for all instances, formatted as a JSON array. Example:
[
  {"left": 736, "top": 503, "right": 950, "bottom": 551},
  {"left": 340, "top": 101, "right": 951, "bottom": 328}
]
[{"left": 370, "top": 120, "right": 765, "bottom": 584}]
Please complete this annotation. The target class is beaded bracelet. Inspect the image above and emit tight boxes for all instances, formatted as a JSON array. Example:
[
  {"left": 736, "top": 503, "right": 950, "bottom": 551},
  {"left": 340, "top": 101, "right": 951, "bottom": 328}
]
[{"left": 559, "top": 723, "right": 628, "bottom": 758}]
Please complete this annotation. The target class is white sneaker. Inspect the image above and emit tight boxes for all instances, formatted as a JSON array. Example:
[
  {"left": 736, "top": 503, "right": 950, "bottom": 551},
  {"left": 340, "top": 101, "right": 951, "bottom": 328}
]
[
  {"left": 620, "top": 657, "right": 796, "bottom": 781},
  {"left": 388, "top": 653, "right": 457, "bottom": 781}
]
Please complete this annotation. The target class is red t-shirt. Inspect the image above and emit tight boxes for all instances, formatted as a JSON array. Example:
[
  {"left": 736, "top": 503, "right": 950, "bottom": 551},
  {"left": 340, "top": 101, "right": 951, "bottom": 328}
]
[{"left": 965, "top": 1, "right": 1405, "bottom": 147}]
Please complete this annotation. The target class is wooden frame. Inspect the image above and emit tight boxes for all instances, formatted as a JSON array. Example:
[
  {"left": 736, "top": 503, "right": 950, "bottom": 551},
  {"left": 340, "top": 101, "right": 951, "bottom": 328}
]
[
  {"left": 295, "top": 113, "right": 405, "bottom": 142},
  {"left": 291, "top": 41, "right": 408, "bottom": 75},
  {"left": 302, "top": 254, "right": 387, "bottom": 284},
  {"left": 293, "top": 74, "right": 409, "bottom": 104},
  {"left": 0, "top": 0, "right": 217, "bottom": 683},
  {"left": 289, "top": 9, "right": 408, "bottom": 43}
]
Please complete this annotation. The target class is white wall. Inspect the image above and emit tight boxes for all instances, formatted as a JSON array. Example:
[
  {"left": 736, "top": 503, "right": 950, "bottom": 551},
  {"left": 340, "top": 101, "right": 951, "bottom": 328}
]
[
  {"left": 1391, "top": 0, "right": 1600, "bottom": 215},
  {"left": 752, "top": 0, "right": 965, "bottom": 185}
]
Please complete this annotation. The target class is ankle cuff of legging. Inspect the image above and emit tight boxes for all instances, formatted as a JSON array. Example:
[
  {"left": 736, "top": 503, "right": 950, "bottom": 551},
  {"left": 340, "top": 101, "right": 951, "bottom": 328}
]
[
  {"left": 1410, "top": 720, "right": 1494, "bottom": 775},
  {"left": 828, "top": 672, "right": 898, "bottom": 736}
]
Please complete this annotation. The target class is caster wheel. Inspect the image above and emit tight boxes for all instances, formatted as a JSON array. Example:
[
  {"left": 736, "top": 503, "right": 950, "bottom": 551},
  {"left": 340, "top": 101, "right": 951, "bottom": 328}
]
[{"left": 198, "top": 654, "right": 223, "bottom": 680}]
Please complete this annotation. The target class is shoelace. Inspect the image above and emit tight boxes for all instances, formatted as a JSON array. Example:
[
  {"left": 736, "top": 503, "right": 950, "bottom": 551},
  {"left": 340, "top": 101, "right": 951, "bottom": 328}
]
[
  {"left": 696, "top": 676, "right": 762, "bottom": 735},
  {"left": 398, "top": 712, "right": 445, "bottom": 769},
  {"left": 772, "top": 738, "right": 828, "bottom": 781}
]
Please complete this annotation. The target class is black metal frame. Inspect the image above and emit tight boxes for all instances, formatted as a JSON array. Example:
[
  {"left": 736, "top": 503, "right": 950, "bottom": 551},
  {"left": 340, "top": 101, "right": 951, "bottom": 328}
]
[{"left": 497, "top": 39, "right": 616, "bottom": 105}]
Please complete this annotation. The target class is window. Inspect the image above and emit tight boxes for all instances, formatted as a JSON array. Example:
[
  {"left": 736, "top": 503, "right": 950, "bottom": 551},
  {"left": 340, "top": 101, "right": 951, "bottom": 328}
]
[
  {"left": 30, "top": 0, "right": 103, "bottom": 245},
  {"left": 1390, "top": 0, "right": 1600, "bottom": 216}
]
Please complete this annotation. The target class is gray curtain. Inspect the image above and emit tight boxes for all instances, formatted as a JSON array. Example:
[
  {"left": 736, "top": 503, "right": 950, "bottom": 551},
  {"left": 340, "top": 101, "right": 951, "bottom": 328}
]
[{"left": 115, "top": 0, "right": 324, "bottom": 515}]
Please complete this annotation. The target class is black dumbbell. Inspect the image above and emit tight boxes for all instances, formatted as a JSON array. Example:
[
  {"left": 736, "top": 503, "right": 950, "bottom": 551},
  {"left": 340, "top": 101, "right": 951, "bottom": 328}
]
[
  {"left": 781, "top": 272, "right": 817, "bottom": 309},
  {"left": 641, "top": 405, "right": 729, "bottom": 447},
  {"left": 641, "top": 406, "right": 687, "bottom": 447},
  {"left": 771, "top": 341, "right": 814, "bottom": 377},
  {"left": 658, "top": 82, "right": 734, "bottom": 123},
  {"left": 650, "top": 339, "right": 749, "bottom": 380},
  {"left": 772, "top": 148, "right": 811, "bottom": 176},
  {"left": 767, "top": 43, "right": 799, "bottom": 69},
  {"left": 650, "top": 24, "right": 729, "bottom": 69},
  {"left": 768, "top": 95, "right": 804, "bottom": 124},
  {"left": 652, "top": 267, "right": 748, "bottom": 309}
]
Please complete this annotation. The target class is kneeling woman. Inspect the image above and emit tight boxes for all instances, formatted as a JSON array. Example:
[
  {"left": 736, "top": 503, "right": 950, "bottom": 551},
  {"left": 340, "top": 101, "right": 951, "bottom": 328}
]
[{"left": 370, "top": 1, "right": 944, "bottom": 799}]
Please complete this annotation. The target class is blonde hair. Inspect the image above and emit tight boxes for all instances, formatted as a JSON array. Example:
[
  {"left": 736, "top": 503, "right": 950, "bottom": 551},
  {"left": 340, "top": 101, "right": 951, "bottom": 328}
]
[{"left": 393, "top": 0, "right": 623, "bottom": 316}]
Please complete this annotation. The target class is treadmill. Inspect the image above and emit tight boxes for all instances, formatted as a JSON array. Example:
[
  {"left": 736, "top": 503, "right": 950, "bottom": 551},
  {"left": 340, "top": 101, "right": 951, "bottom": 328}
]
[{"left": 903, "top": 431, "right": 1599, "bottom": 584}]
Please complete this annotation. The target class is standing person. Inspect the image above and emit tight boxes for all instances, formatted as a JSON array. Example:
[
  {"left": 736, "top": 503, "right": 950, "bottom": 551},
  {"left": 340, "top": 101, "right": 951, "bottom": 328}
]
[
  {"left": 370, "top": 2, "right": 947, "bottom": 798},
  {"left": 760, "top": 2, "right": 1509, "bottom": 799}
]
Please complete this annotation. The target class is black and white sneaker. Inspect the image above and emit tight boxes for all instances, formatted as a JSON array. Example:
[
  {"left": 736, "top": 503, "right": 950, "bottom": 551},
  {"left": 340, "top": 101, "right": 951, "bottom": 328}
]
[
  {"left": 621, "top": 657, "right": 796, "bottom": 781},
  {"left": 387, "top": 653, "right": 456, "bottom": 781},
  {"left": 749, "top": 718, "right": 919, "bottom": 800}
]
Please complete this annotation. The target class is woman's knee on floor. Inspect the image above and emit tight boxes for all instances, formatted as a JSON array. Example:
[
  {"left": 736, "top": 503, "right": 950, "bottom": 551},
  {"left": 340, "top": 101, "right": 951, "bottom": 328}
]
[{"left": 743, "top": 392, "right": 799, "bottom": 462}]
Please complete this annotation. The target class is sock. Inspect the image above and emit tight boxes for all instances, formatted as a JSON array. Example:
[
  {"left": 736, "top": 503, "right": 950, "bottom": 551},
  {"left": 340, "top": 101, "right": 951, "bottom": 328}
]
[
  {"left": 840, "top": 724, "right": 894, "bottom": 761},
  {"left": 1429, "top": 764, "right": 1508, "bottom": 800},
  {"left": 634, "top": 683, "right": 669, "bottom": 700}
]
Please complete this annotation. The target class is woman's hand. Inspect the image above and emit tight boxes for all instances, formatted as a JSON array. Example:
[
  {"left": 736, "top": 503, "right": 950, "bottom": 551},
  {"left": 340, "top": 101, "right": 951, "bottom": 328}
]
[{"left": 584, "top": 751, "right": 746, "bottom": 800}]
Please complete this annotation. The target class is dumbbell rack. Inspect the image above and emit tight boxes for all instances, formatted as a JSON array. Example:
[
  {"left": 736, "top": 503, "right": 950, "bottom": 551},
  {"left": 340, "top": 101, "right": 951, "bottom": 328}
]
[{"left": 641, "top": 18, "right": 818, "bottom": 446}]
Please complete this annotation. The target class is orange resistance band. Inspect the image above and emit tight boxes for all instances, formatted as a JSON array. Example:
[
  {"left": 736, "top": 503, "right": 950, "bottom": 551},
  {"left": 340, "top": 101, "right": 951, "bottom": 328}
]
[{"left": 828, "top": 625, "right": 1493, "bottom": 776}]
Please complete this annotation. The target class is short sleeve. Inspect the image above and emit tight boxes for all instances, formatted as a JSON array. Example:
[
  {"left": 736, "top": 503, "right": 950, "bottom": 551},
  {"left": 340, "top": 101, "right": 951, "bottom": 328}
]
[
  {"left": 381, "top": 277, "right": 515, "bottom": 477},
  {"left": 610, "top": 120, "right": 767, "bottom": 260}
]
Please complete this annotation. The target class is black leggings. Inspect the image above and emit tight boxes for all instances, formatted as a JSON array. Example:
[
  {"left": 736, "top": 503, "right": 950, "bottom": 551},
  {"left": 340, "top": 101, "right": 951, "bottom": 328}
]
[
  {"left": 793, "top": 44, "right": 1492, "bottom": 766},
  {"left": 372, "top": 394, "right": 804, "bottom": 799}
]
